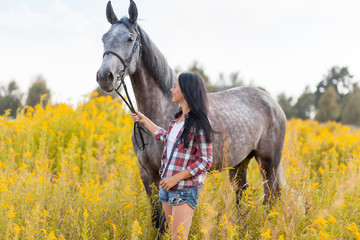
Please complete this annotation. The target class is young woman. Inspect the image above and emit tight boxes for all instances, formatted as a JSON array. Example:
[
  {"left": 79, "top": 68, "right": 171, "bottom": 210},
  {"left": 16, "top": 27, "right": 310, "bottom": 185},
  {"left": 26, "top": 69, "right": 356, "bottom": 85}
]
[{"left": 130, "top": 72, "right": 213, "bottom": 239}]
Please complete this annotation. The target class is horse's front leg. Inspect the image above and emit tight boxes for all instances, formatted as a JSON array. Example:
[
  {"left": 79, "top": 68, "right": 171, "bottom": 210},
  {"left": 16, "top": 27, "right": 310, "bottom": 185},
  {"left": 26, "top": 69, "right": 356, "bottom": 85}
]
[{"left": 139, "top": 166, "right": 166, "bottom": 232}]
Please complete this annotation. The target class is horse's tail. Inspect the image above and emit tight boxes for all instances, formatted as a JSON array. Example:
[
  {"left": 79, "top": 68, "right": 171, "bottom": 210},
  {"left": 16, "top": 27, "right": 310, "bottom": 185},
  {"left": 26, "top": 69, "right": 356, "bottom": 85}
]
[{"left": 276, "top": 161, "right": 287, "bottom": 189}]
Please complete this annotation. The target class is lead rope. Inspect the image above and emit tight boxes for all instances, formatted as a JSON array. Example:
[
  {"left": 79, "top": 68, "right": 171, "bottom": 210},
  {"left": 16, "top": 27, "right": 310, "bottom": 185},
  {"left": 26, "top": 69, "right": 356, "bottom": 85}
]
[{"left": 114, "top": 74, "right": 150, "bottom": 151}]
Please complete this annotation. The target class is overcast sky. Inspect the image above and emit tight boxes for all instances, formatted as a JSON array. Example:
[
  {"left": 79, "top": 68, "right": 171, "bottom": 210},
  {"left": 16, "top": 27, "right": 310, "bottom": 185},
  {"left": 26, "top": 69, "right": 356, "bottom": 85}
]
[{"left": 0, "top": 0, "right": 359, "bottom": 105}]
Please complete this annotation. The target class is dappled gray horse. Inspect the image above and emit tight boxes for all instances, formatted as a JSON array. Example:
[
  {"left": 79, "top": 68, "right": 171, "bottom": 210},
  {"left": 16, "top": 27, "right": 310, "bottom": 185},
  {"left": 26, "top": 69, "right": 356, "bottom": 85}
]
[{"left": 97, "top": 0, "right": 286, "bottom": 229}]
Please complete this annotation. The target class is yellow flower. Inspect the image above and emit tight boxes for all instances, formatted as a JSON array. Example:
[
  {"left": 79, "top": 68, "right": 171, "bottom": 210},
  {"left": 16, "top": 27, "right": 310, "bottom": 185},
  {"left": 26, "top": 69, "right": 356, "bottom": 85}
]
[
  {"left": 269, "top": 210, "right": 280, "bottom": 218},
  {"left": 219, "top": 214, "right": 227, "bottom": 227},
  {"left": 317, "top": 167, "right": 324, "bottom": 175},
  {"left": 320, "top": 231, "right": 330, "bottom": 239},
  {"left": 131, "top": 219, "right": 143, "bottom": 239},
  {"left": 312, "top": 214, "right": 328, "bottom": 229},
  {"left": 347, "top": 222, "right": 359, "bottom": 232},
  {"left": 176, "top": 222, "right": 187, "bottom": 240},
  {"left": 311, "top": 182, "right": 320, "bottom": 189},
  {"left": 42, "top": 209, "right": 50, "bottom": 217},
  {"left": 261, "top": 228, "right": 271, "bottom": 238},
  {"left": 347, "top": 222, "right": 360, "bottom": 239},
  {"left": 7, "top": 206, "right": 15, "bottom": 219},
  {"left": 83, "top": 209, "right": 88, "bottom": 218},
  {"left": 12, "top": 223, "right": 20, "bottom": 234},
  {"left": 48, "top": 231, "right": 57, "bottom": 240},
  {"left": 327, "top": 214, "right": 337, "bottom": 223},
  {"left": 200, "top": 226, "right": 209, "bottom": 235}
]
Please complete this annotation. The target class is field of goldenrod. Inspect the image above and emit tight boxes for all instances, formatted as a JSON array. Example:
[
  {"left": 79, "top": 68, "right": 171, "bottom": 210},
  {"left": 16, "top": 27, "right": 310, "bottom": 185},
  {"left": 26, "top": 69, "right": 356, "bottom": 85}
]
[{"left": 0, "top": 95, "right": 360, "bottom": 239}]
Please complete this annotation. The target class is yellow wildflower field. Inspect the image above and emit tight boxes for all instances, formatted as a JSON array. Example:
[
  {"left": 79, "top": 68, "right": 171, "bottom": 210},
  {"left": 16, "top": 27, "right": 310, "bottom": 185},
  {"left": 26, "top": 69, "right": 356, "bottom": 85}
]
[{"left": 0, "top": 95, "right": 359, "bottom": 239}]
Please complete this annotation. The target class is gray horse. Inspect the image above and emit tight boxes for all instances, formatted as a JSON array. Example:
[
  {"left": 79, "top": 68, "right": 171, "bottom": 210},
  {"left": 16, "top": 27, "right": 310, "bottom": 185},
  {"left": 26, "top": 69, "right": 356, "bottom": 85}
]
[{"left": 97, "top": 0, "right": 286, "bottom": 229}]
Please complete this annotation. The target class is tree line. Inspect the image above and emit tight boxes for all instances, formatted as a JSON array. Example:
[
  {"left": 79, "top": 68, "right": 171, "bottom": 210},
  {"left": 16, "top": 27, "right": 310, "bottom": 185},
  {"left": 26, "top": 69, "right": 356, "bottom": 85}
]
[
  {"left": 2, "top": 64, "right": 359, "bottom": 126},
  {"left": 276, "top": 66, "right": 360, "bottom": 126},
  {"left": 0, "top": 75, "right": 50, "bottom": 118}
]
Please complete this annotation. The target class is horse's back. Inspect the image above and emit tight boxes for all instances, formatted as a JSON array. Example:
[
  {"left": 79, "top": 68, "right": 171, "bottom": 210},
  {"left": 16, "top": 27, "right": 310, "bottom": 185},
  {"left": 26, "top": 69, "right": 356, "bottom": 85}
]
[{"left": 208, "top": 86, "right": 286, "bottom": 168}]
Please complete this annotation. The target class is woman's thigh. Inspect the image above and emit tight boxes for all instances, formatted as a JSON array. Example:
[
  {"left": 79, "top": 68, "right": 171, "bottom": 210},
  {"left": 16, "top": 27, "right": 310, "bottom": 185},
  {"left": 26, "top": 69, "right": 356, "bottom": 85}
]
[
  {"left": 171, "top": 203, "right": 194, "bottom": 236},
  {"left": 162, "top": 202, "right": 172, "bottom": 224}
]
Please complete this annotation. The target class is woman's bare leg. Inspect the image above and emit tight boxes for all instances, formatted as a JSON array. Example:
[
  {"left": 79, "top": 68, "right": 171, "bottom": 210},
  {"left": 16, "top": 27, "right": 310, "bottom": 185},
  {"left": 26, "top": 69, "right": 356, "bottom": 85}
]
[
  {"left": 171, "top": 203, "right": 194, "bottom": 239},
  {"left": 162, "top": 202, "right": 172, "bottom": 226}
]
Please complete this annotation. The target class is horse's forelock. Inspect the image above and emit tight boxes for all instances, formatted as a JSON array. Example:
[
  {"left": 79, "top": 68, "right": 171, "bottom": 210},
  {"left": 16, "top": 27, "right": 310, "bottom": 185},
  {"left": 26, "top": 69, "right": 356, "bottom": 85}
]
[{"left": 113, "top": 17, "right": 138, "bottom": 32}]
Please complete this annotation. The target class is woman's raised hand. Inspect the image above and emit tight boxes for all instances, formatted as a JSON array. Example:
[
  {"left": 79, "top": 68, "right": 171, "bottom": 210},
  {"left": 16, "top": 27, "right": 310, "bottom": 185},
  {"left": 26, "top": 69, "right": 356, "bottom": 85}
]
[
  {"left": 130, "top": 110, "right": 146, "bottom": 124},
  {"left": 130, "top": 110, "right": 158, "bottom": 135}
]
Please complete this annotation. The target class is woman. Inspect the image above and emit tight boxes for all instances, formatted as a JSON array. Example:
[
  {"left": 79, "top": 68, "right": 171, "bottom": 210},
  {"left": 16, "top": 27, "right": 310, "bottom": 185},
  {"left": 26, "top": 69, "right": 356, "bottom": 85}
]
[{"left": 130, "top": 72, "right": 213, "bottom": 239}]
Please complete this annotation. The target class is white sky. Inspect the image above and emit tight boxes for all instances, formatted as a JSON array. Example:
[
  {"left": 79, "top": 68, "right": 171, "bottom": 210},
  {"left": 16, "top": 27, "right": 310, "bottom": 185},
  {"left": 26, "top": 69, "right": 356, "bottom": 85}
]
[{"left": 0, "top": 0, "right": 359, "bottom": 105}]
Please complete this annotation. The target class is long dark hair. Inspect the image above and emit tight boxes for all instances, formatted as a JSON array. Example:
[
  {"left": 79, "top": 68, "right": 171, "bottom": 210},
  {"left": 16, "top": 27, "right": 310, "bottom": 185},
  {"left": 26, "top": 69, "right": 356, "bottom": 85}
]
[{"left": 175, "top": 72, "right": 214, "bottom": 147}]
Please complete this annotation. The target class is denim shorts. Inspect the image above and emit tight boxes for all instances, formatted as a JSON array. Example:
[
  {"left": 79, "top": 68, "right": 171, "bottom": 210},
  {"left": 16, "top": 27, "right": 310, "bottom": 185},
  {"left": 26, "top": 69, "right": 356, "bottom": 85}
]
[{"left": 159, "top": 184, "right": 203, "bottom": 209}]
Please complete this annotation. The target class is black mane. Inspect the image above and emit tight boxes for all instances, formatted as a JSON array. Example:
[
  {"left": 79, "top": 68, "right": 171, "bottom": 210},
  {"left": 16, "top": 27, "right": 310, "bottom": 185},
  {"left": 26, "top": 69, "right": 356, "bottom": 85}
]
[{"left": 118, "top": 17, "right": 175, "bottom": 98}]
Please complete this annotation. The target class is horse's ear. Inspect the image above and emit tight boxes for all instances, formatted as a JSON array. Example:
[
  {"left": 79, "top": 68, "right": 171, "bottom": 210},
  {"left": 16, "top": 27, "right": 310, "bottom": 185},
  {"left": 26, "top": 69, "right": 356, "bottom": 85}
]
[
  {"left": 106, "top": 1, "right": 118, "bottom": 24},
  {"left": 128, "top": 0, "right": 138, "bottom": 23}
]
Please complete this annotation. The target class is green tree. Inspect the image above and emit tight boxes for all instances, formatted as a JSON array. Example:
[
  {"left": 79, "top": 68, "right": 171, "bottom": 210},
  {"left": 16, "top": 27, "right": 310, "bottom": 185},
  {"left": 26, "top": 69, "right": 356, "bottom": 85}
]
[
  {"left": 315, "top": 66, "right": 353, "bottom": 106},
  {"left": 26, "top": 75, "right": 51, "bottom": 107},
  {"left": 188, "top": 61, "right": 216, "bottom": 92},
  {"left": 175, "top": 61, "right": 215, "bottom": 91},
  {"left": 341, "top": 83, "right": 360, "bottom": 126},
  {"left": 315, "top": 85, "right": 340, "bottom": 122},
  {"left": 187, "top": 61, "right": 210, "bottom": 86},
  {"left": 293, "top": 86, "right": 315, "bottom": 120},
  {"left": 0, "top": 80, "right": 23, "bottom": 117},
  {"left": 277, "top": 93, "right": 294, "bottom": 119},
  {"left": 213, "top": 71, "right": 244, "bottom": 92}
]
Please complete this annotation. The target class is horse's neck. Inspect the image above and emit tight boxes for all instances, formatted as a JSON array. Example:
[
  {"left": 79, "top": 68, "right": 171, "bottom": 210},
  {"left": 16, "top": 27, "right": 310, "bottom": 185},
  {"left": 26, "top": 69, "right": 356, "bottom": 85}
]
[
  {"left": 130, "top": 61, "right": 176, "bottom": 125},
  {"left": 129, "top": 27, "right": 178, "bottom": 126}
]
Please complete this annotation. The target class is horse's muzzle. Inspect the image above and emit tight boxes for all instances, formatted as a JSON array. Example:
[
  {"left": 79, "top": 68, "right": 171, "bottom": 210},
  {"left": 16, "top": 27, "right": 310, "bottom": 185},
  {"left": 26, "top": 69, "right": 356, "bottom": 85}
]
[{"left": 96, "top": 70, "right": 114, "bottom": 92}]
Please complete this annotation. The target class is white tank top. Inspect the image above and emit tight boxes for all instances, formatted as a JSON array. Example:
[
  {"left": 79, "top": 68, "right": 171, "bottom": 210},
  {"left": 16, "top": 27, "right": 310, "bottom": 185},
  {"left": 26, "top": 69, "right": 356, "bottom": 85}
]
[{"left": 166, "top": 121, "right": 184, "bottom": 160}]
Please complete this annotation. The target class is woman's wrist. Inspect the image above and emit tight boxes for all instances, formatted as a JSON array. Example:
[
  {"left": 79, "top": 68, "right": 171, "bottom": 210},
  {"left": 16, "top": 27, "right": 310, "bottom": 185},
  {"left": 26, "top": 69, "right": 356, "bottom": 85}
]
[{"left": 176, "top": 169, "right": 192, "bottom": 181}]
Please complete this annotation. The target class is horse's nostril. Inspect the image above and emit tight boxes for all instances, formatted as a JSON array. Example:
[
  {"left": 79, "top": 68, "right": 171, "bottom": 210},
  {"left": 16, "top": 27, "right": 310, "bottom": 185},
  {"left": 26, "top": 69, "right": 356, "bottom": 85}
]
[
  {"left": 96, "top": 72, "right": 100, "bottom": 83},
  {"left": 107, "top": 72, "right": 114, "bottom": 83}
]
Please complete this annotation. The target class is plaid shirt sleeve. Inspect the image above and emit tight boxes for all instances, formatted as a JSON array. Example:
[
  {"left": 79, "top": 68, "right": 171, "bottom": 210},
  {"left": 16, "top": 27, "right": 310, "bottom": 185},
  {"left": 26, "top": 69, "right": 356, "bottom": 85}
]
[
  {"left": 186, "top": 128, "right": 212, "bottom": 176},
  {"left": 153, "top": 126, "right": 168, "bottom": 145}
]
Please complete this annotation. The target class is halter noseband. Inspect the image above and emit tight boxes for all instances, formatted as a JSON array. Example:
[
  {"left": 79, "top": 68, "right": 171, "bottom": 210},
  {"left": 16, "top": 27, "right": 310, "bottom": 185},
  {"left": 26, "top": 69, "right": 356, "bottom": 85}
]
[{"left": 102, "top": 23, "right": 149, "bottom": 151}]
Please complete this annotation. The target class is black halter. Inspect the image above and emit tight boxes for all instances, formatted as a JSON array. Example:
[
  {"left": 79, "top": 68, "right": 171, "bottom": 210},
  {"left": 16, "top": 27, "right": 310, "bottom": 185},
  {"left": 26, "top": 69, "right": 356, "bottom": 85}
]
[
  {"left": 102, "top": 24, "right": 149, "bottom": 151},
  {"left": 103, "top": 26, "right": 141, "bottom": 71}
]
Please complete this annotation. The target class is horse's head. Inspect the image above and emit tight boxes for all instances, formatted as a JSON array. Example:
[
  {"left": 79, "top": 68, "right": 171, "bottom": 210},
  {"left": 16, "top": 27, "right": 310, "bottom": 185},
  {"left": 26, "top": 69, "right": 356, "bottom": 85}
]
[{"left": 96, "top": 0, "right": 141, "bottom": 92}]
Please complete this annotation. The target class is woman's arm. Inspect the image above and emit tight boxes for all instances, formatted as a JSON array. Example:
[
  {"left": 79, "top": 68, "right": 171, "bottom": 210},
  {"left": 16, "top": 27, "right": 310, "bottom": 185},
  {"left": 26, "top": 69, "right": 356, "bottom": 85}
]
[{"left": 186, "top": 129, "right": 213, "bottom": 176}]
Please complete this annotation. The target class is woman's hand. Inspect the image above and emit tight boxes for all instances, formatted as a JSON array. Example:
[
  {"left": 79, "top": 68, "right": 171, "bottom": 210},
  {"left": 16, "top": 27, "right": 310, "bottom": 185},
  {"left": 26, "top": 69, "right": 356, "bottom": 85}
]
[
  {"left": 160, "top": 175, "right": 180, "bottom": 191},
  {"left": 130, "top": 110, "right": 146, "bottom": 124},
  {"left": 160, "top": 169, "right": 192, "bottom": 191},
  {"left": 129, "top": 110, "right": 158, "bottom": 135}
]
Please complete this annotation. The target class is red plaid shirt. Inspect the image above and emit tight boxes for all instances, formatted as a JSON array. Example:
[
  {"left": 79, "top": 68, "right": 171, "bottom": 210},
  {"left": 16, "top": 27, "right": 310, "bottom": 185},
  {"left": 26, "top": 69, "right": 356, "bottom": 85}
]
[{"left": 153, "top": 113, "right": 212, "bottom": 190}]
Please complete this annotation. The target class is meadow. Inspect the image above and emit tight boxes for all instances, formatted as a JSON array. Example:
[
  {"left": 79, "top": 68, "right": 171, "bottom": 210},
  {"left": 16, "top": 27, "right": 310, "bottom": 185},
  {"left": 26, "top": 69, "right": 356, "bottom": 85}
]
[{"left": 0, "top": 94, "right": 359, "bottom": 239}]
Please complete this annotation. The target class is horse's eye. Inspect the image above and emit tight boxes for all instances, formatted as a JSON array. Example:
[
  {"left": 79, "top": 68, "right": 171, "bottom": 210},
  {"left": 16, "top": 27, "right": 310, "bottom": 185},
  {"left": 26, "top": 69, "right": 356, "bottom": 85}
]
[{"left": 127, "top": 35, "right": 135, "bottom": 42}]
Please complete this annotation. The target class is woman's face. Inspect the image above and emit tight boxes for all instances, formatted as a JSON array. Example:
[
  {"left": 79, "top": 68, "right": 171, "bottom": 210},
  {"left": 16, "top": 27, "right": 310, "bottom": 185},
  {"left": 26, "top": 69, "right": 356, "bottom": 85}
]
[{"left": 170, "top": 78, "right": 185, "bottom": 104}]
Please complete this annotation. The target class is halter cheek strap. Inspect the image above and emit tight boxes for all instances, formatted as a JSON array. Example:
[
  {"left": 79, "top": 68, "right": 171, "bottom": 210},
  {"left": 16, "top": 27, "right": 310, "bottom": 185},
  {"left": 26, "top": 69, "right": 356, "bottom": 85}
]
[{"left": 103, "top": 31, "right": 141, "bottom": 71}]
